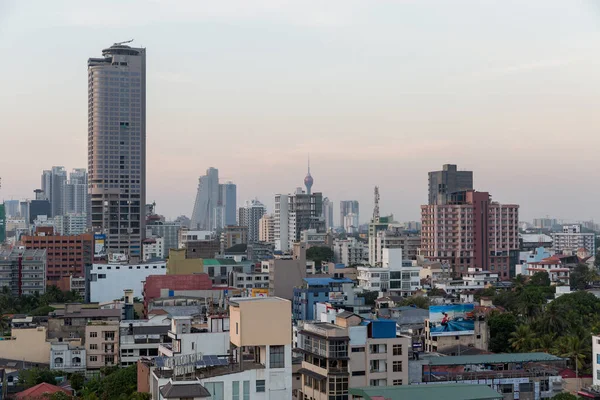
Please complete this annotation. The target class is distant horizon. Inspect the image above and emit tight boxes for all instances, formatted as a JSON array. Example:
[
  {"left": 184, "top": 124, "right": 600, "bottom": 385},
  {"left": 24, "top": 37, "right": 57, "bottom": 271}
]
[{"left": 2, "top": 1, "right": 600, "bottom": 223}]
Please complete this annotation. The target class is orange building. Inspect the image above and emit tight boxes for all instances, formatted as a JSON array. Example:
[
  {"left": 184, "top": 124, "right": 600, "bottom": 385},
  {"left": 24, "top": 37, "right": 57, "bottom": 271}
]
[{"left": 22, "top": 229, "right": 93, "bottom": 286}]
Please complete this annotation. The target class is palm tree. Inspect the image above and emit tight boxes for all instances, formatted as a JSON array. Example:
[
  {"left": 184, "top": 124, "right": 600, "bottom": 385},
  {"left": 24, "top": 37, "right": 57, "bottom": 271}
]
[
  {"left": 534, "top": 333, "right": 556, "bottom": 353},
  {"left": 554, "top": 335, "right": 589, "bottom": 392},
  {"left": 512, "top": 275, "right": 527, "bottom": 293},
  {"left": 539, "top": 303, "right": 569, "bottom": 334},
  {"left": 509, "top": 324, "right": 536, "bottom": 352}
]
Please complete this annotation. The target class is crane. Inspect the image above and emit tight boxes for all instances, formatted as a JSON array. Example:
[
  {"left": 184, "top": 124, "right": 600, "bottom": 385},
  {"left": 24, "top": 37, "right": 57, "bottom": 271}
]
[{"left": 114, "top": 39, "right": 134, "bottom": 46}]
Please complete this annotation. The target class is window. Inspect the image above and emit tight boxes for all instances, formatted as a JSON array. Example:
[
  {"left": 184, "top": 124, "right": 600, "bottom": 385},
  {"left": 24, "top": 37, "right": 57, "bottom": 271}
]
[
  {"left": 519, "top": 383, "right": 534, "bottom": 393},
  {"left": 105, "top": 355, "right": 115, "bottom": 364},
  {"left": 270, "top": 345, "right": 285, "bottom": 368},
  {"left": 205, "top": 382, "right": 224, "bottom": 400},
  {"left": 352, "top": 347, "right": 365, "bottom": 353},
  {"left": 500, "top": 384, "right": 513, "bottom": 394},
  {"left": 352, "top": 371, "right": 365, "bottom": 376},
  {"left": 90, "top": 356, "right": 97, "bottom": 362},
  {"left": 54, "top": 357, "right": 63, "bottom": 365},
  {"left": 243, "top": 381, "right": 249, "bottom": 400},
  {"left": 90, "top": 344, "right": 98, "bottom": 350},
  {"left": 232, "top": 381, "right": 239, "bottom": 400},
  {"left": 236, "top": 322, "right": 239, "bottom": 335},
  {"left": 256, "top": 380, "right": 265, "bottom": 393},
  {"left": 90, "top": 332, "right": 98, "bottom": 338},
  {"left": 393, "top": 344, "right": 402, "bottom": 356},
  {"left": 393, "top": 361, "right": 403, "bottom": 372},
  {"left": 393, "top": 379, "right": 403, "bottom": 386}
]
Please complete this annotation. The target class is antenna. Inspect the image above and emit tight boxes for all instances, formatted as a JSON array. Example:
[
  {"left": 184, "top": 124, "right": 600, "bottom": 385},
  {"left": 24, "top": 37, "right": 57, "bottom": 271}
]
[
  {"left": 308, "top": 154, "right": 311, "bottom": 175},
  {"left": 373, "top": 186, "right": 380, "bottom": 221}
]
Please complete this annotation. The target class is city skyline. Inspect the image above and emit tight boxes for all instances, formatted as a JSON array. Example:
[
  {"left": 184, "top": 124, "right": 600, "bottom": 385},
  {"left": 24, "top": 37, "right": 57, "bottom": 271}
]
[{"left": 2, "top": 1, "right": 600, "bottom": 222}]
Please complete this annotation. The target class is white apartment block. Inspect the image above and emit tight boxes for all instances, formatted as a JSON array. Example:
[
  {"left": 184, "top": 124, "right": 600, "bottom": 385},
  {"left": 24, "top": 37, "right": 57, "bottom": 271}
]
[
  {"left": 53, "top": 213, "right": 88, "bottom": 235},
  {"left": 594, "top": 335, "right": 600, "bottom": 386},
  {"left": 142, "top": 237, "right": 165, "bottom": 261},
  {"left": 230, "top": 270, "right": 270, "bottom": 292},
  {"left": 357, "top": 249, "right": 421, "bottom": 296},
  {"left": 178, "top": 230, "right": 215, "bottom": 249},
  {"left": 50, "top": 342, "right": 86, "bottom": 373},
  {"left": 89, "top": 260, "right": 167, "bottom": 302},
  {"left": 434, "top": 267, "right": 499, "bottom": 294},
  {"left": 552, "top": 224, "right": 596, "bottom": 255},
  {"left": 120, "top": 315, "right": 171, "bottom": 366},
  {"left": 333, "top": 238, "right": 367, "bottom": 266}
]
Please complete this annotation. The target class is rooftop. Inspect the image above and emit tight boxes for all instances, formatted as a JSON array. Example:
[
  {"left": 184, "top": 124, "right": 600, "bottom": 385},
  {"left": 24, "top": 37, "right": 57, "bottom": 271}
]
[
  {"left": 349, "top": 384, "right": 503, "bottom": 400},
  {"left": 426, "top": 352, "right": 564, "bottom": 366},
  {"left": 203, "top": 259, "right": 237, "bottom": 265},
  {"left": 159, "top": 381, "right": 211, "bottom": 399},
  {"left": 303, "top": 277, "right": 354, "bottom": 286}
]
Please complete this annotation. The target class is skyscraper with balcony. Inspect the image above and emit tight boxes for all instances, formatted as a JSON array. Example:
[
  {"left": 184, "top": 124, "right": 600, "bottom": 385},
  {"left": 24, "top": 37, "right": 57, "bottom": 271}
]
[
  {"left": 88, "top": 42, "right": 146, "bottom": 259},
  {"left": 421, "top": 190, "right": 519, "bottom": 279}
]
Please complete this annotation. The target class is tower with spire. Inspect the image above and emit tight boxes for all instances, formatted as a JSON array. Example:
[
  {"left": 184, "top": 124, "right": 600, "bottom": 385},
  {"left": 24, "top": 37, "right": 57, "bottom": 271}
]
[{"left": 304, "top": 156, "right": 313, "bottom": 195}]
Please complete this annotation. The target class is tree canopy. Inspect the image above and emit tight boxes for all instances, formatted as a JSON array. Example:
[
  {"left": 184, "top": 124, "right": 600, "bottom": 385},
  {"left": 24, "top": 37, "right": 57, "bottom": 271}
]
[{"left": 306, "top": 246, "right": 334, "bottom": 267}]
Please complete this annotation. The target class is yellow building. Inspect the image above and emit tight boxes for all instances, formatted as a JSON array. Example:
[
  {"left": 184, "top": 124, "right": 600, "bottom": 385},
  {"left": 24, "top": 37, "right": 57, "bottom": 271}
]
[
  {"left": 0, "top": 326, "right": 51, "bottom": 364},
  {"left": 166, "top": 248, "right": 204, "bottom": 275}
]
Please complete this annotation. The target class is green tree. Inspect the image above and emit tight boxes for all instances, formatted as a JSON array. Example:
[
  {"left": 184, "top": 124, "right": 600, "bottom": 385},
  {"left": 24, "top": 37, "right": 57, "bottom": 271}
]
[
  {"left": 556, "top": 335, "right": 588, "bottom": 390},
  {"left": 570, "top": 264, "right": 594, "bottom": 290},
  {"left": 533, "top": 334, "right": 556, "bottom": 353},
  {"left": 509, "top": 324, "right": 536, "bottom": 352},
  {"left": 20, "top": 368, "right": 60, "bottom": 388},
  {"left": 538, "top": 303, "right": 569, "bottom": 334},
  {"left": 550, "top": 393, "right": 578, "bottom": 400},
  {"left": 47, "top": 392, "right": 73, "bottom": 400},
  {"left": 595, "top": 251, "right": 600, "bottom": 268},
  {"left": 306, "top": 246, "right": 334, "bottom": 267},
  {"left": 70, "top": 372, "right": 85, "bottom": 394},
  {"left": 357, "top": 291, "right": 379, "bottom": 306},
  {"left": 487, "top": 312, "right": 516, "bottom": 353},
  {"left": 529, "top": 271, "right": 551, "bottom": 287},
  {"left": 398, "top": 296, "right": 429, "bottom": 310}
]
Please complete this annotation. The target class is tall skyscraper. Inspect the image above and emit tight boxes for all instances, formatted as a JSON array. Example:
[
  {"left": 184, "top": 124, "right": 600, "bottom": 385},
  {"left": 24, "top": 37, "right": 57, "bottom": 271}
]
[
  {"left": 340, "top": 200, "right": 359, "bottom": 230},
  {"left": 3, "top": 200, "right": 19, "bottom": 218},
  {"left": 63, "top": 168, "right": 88, "bottom": 215},
  {"left": 88, "top": 42, "right": 146, "bottom": 259},
  {"left": 274, "top": 188, "right": 324, "bottom": 252},
  {"left": 428, "top": 164, "right": 473, "bottom": 205},
  {"left": 220, "top": 181, "right": 237, "bottom": 227},
  {"left": 41, "top": 166, "right": 67, "bottom": 217},
  {"left": 322, "top": 197, "right": 334, "bottom": 230},
  {"left": 421, "top": 190, "right": 519, "bottom": 279},
  {"left": 238, "top": 199, "right": 266, "bottom": 243},
  {"left": 191, "top": 167, "right": 220, "bottom": 230}
]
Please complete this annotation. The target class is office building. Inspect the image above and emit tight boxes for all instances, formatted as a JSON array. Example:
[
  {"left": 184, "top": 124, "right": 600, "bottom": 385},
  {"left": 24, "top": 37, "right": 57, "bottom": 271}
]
[
  {"left": 340, "top": 200, "right": 359, "bottom": 230},
  {"left": 274, "top": 189, "right": 324, "bottom": 252},
  {"left": 3, "top": 200, "right": 19, "bottom": 218},
  {"left": 29, "top": 189, "right": 51, "bottom": 224},
  {"left": 146, "top": 218, "right": 180, "bottom": 257},
  {"left": 0, "top": 248, "right": 47, "bottom": 295},
  {"left": 552, "top": 224, "right": 596, "bottom": 255},
  {"left": 238, "top": 199, "right": 266, "bottom": 243},
  {"left": 22, "top": 230, "right": 93, "bottom": 285},
  {"left": 322, "top": 197, "right": 334, "bottom": 231},
  {"left": 220, "top": 181, "right": 237, "bottom": 227},
  {"left": 428, "top": 164, "right": 473, "bottom": 205},
  {"left": 41, "top": 166, "right": 67, "bottom": 217},
  {"left": 296, "top": 313, "right": 410, "bottom": 399},
  {"left": 333, "top": 238, "right": 367, "bottom": 266},
  {"left": 191, "top": 167, "right": 220, "bottom": 230},
  {"left": 53, "top": 213, "right": 88, "bottom": 235},
  {"left": 421, "top": 190, "right": 519, "bottom": 279},
  {"left": 62, "top": 168, "right": 88, "bottom": 215},
  {"left": 88, "top": 42, "right": 146, "bottom": 260},
  {"left": 259, "top": 214, "right": 275, "bottom": 243}
]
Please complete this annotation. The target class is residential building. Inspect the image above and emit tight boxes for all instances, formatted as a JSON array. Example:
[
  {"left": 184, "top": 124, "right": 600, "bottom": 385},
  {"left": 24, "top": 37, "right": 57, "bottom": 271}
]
[
  {"left": 221, "top": 226, "right": 248, "bottom": 253},
  {"left": 62, "top": 168, "right": 88, "bottom": 215},
  {"left": 421, "top": 190, "right": 519, "bottom": 279},
  {"left": 14, "top": 383, "right": 71, "bottom": 399},
  {"left": 274, "top": 189, "right": 324, "bottom": 252},
  {"left": 47, "top": 303, "right": 121, "bottom": 343},
  {"left": 86, "top": 320, "right": 120, "bottom": 369},
  {"left": 53, "top": 213, "right": 88, "bottom": 235},
  {"left": 191, "top": 168, "right": 220, "bottom": 230},
  {"left": 344, "top": 213, "right": 359, "bottom": 234},
  {"left": 147, "top": 219, "right": 181, "bottom": 257},
  {"left": 296, "top": 312, "right": 410, "bottom": 400},
  {"left": 0, "top": 324, "right": 51, "bottom": 364},
  {"left": 157, "top": 315, "right": 230, "bottom": 360},
  {"left": 424, "top": 313, "right": 489, "bottom": 353},
  {"left": 269, "top": 243, "right": 308, "bottom": 300},
  {"left": 533, "top": 217, "right": 558, "bottom": 230},
  {"left": 333, "top": 238, "right": 367, "bottom": 266},
  {"left": 593, "top": 335, "right": 600, "bottom": 386},
  {"left": 349, "top": 384, "right": 504, "bottom": 400},
  {"left": 42, "top": 166, "right": 68, "bottom": 217},
  {"left": 433, "top": 267, "right": 499, "bottom": 294},
  {"left": 229, "top": 269, "right": 270, "bottom": 294},
  {"left": 247, "top": 242, "right": 275, "bottom": 262},
  {"left": 204, "top": 258, "right": 239, "bottom": 285},
  {"left": 89, "top": 260, "right": 167, "bottom": 302},
  {"left": 373, "top": 229, "right": 421, "bottom": 264},
  {"left": 22, "top": 231, "right": 93, "bottom": 285},
  {"left": 428, "top": 164, "right": 473, "bottom": 206},
  {"left": 120, "top": 317, "right": 171, "bottom": 366},
  {"left": 238, "top": 199, "right": 266, "bottom": 243},
  {"left": 322, "top": 197, "right": 334, "bottom": 231},
  {"left": 357, "top": 248, "right": 421, "bottom": 297},
  {"left": 3, "top": 199, "right": 20, "bottom": 218},
  {"left": 143, "top": 237, "right": 165, "bottom": 261},
  {"left": 552, "top": 224, "right": 596, "bottom": 255},
  {"left": 0, "top": 248, "right": 47, "bottom": 295},
  {"left": 340, "top": 200, "right": 359, "bottom": 231},
  {"left": 50, "top": 342, "right": 86, "bottom": 372},
  {"left": 179, "top": 230, "right": 216, "bottom": 248},
  {"left": 259, "top": 214, "right": 275, "bottom": 243},
  {"left": 368, "top": 215, "right": 394, "bottom": 267},
  {"left": 519, "top": 233, "right": 553, "bottom": 251},
  {"left": 0, "top": 204, "right": 5, "bottom": 243},
  {"left": 292, "top": 277, "right": 354, "bottom": 321},
  {"left": 88, "top": 43, "right": 146, "bottom": 260},
  {"left": 522, "top": 254, "right": 579, "bottom": 286},
  {"left": 300, "top": 229, "right": 330, "bottom": 248}
]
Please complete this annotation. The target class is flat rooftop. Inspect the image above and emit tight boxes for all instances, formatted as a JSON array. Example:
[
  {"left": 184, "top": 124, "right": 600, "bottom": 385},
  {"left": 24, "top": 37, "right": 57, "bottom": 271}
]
[
  {"left": 427, "top": 352, "right": 564, "bottom": 366},
  {"left": 349, "top": 383, "right": 503, "bottom": 400}
]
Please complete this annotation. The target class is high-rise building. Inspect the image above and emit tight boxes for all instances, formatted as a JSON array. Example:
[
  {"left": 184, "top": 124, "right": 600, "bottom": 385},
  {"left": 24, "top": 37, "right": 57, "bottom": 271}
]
[
  {"left": 238, "top": 199, "right": 266, "bottom": 243},
  {"left": 29, "top": 189, "right": 51, "bottom": 225},
  {"left": 274, "top": 189, "right": 324, "bottom": 252},
  {"left": 421, "top": 190, "right": 519, "bottom": 279},
  {"left": 551, "top": 224, "right": 596, "bottom": 255},
  {"left": 340, "top": 200, "right": 359, "bottom": 230},
  {"left": 428, "top": 164, "right": 473, "bottom": 205},
  {"left": 322, "top": 197, "right": 334, "bottom": 230},
  {"left": 63, "top": 168, "right": 88, "bottom": 215},
  {"left": 3, "top": 200, "right": 19, "bottom": 218},
  {"left": 0, "top": 204, "right": 5, "bottom": 243},
  {"left": 259, "top": 214, "right": 275, "bottom": 243},
  {"left": 88, "top": 42, "right": 146, "bottom": 259},
  {"left": 0, "top": 249, "right": 47, "bottom": 295},
  {"left": 41, "top": 166, "right": 67, "bottom": 217},
  {"left": 191, "top": 167, "right": 220, "bottom": 230},
  {"left": 343, "top": 213, "right": 359, "bottom": 234},
  {"left": 220, "top": 181, "right": 237, "bottom": 227}
]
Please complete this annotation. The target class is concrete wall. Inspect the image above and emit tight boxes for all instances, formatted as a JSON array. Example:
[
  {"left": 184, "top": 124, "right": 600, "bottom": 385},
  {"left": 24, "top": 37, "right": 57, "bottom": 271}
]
[
  {"left": 167, "top": 248, "right": 204, "bottom": 274},
  {"left": 0, "top": 327, "right": 51, "bottom": 364},
  {"left": 90, "top": 261, "right": 166, "bottom": 302},
  {"left": 231, "top": 298, "right": 292, "bottom": 347}
]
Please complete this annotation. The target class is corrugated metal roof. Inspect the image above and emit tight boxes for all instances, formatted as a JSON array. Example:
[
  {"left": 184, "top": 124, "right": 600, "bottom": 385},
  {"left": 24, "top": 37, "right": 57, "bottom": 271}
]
[
  {"left": 427, "top": 352, "right": 564, "bottom": 366},
  {"left": 349, "top": 384, "right": 503, "bottom": 400},
  {"left": 203, "top": 259, "right": 237, "bottom": 265}
]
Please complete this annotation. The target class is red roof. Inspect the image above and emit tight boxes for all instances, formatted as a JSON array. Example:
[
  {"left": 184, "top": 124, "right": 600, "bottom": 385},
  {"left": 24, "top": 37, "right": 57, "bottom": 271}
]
[
  {"left": 15, "top": 382, "right": 70, "bottom": 399},
  {"left": 143, "top": 274, "right": 213, "bottom": 302}
]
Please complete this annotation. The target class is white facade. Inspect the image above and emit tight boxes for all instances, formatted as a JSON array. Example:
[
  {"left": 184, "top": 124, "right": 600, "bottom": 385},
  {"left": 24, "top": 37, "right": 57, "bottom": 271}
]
[
  {"left": 357, "top": 249, "right": 421, "bottom": 296},
  {"left": 593, "top": 335, "right": 600, "bottom": 386},
  {"left": 274, "top": 194, "right": 289, "bottom": 252},
  {"left": 178, "top": 230, "right": 215, "bottom": 248},
  {"left": 344, "top": 213, "right": 359, "bottom": 234},
  {"left": 462, "top": 267, "right": 499, "bottom": 287},
  {"left": 238, "top": 199, "right": 266, "bottom": 243},
  {"left": 120, "top": 316, "right": 171, "bottom": 366},
  {"left": 333, "top": 238, "right": 366, "bottom": 266},
  {"left": 158, "top": 316, "right": 230, "bottom": 359},
  {"left": 552, "top": 224, "right": 596, "bottom": 254},
  {"left": 231, "top": 271, "right": 270, "bottom": 292},
  {"left": 143, "top": 237, "right": 165, "bottom": 261},
  {"left": 54, "top": 213, "right": 87, "bottom": 235},
  {"left": 50, "top": 342, "right": 86, "bottom": 372},
  {"left": 89, "top": 261, "right": 167, "bottom": 302}
]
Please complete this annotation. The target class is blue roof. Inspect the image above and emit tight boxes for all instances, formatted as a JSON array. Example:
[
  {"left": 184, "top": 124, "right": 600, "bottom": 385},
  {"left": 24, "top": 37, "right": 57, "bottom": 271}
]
[{"left": 303, "top": 277, "right": 353, "bottom": 286}]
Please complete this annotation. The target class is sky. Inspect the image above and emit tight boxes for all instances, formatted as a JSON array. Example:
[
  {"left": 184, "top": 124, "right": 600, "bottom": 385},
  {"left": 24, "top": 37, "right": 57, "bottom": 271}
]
[{"left": 2, "top": 0, "right": 600, "bottom": 224}]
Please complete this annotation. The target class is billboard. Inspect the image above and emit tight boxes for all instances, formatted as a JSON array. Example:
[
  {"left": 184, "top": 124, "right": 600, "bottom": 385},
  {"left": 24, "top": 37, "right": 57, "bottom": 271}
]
[
  {"left": 429, "top": 304, "right": 475, "bottom": 337},
  {"left": 94, "top": 234, "right": 106, "bottom": 257},
  {"left": 251, "top": 288, "right": 268, "bottom": 297},
  {"left": 328, "top": 291, "right": 344, "bottom": 302}
]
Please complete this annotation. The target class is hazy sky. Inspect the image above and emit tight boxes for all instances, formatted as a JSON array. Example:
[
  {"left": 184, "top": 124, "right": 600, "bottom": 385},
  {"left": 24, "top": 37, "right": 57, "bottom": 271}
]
[{"left": 2, "top": 0, "right": 600, "bottom": 224}]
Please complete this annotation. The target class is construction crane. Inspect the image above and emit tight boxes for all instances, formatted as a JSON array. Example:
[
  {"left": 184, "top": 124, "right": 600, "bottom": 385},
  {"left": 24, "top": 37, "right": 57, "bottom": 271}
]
[
  {"left": 373, "top": 186, "right": 380, "bottom": 222},
  {"left": 113, "top": 39, "right": 134, "bottom": 46}
]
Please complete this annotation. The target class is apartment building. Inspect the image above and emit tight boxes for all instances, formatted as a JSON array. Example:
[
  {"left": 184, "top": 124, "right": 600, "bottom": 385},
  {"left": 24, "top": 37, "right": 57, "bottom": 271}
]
[
  {"left": 333, "top": 238, "right": 366, "bottom": 266},
  {"left": 50, "top": 342, "right": 86, "bottom": 372},
  {"left": 86, "top": 321, "right": 120, "bottom": 369},
  {"left": 0, "top": 249, "right": 47, "bottom": 295},
  {"left": 259, "top": 214, "right": 275, "bottom": 243},
  {"left": 421, "top": 190, "right": 519, "bottom": 279},
  {"left": 292, "top": 277, "right": 354, "bottom": 321},
  {"left": 373, "top": 229, "right": 421, "bottom": 263},
  {"left": 357, "top": 248, "right": 421, "bottom": 297},
  {"left": 269, "top": 243, "right": 308, "bottom": 300},
  {"left": 296, "top": 312, "right": 410, "bottom": 400},
  {"left": 89, "top": 260, "right": 167, "bottom": 302},
  {"left": 142, "top": 237, "right": 165, "bottom": 261},
  {"left": 22, "top": 230, "right": 93, "bottom": 285},
  {"left": 552, "top": 224, "right": 596, "bottom": 255},
  {"left": 120, "top": 317, "right": 171, "bottom": 366}
]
